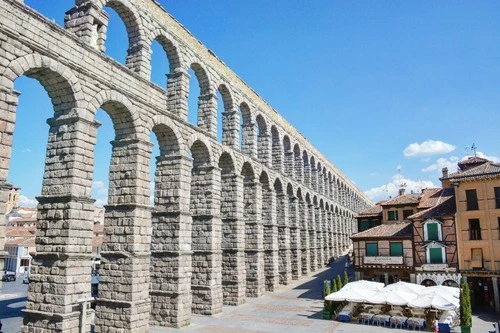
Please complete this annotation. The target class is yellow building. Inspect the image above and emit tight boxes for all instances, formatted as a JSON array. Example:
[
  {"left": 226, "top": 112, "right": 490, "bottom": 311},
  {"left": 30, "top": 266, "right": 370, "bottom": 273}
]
[{"left": 441, "top": 156, "right": 500, "bottom": 313}]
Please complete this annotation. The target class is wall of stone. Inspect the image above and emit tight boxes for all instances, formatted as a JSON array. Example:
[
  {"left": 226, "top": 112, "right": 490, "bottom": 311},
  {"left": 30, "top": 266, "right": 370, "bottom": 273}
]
[{"left": 0, "top": 0, "right": 371, "bottom": 331}]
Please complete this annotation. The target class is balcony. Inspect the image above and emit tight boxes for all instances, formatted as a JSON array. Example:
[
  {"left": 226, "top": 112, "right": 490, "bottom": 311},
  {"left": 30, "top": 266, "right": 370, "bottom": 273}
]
[{"left": 364, "top": 256, "right": 403, "bottom": 265}]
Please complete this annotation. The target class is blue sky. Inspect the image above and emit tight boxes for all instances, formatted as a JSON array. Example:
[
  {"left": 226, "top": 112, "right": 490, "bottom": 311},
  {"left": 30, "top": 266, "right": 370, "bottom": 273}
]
[{"left": 9, "top": 1, "right": 500, "bottom": 207}]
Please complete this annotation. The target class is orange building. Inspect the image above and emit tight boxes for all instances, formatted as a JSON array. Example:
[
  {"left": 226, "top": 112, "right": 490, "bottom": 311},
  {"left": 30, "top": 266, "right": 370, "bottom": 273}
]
[{"left": 441, "top": 156, "right": 500, "bottom": 313}]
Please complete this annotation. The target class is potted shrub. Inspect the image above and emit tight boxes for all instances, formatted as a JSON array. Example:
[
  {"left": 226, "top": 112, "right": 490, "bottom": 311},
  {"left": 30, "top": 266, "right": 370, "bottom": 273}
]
[
  {"left": 323, "top": 280, "right": 332, "bottom": 319},
  {"left": 460, "top": 280, "right": 472, "bottom": 333},
  {"left": 343, "top": 270, "right": 349, "bottom": 286}
]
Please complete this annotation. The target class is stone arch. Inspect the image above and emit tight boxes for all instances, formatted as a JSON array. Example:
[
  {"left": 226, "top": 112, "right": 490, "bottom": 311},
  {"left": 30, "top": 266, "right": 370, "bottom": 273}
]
[
  {"left": 256, "top": 113, "right": 270, "bottom": 165},
  {"left": 87, "top": 89, "right": 140, "bottom": 140},
  {"left": 241, "top": 161, "right": 255, "bottom": 181},
  {"left": 293, "top": 144, "right": 302, "bottom": 182},
  {"left": 147, "top": 115, "right": 186, "bottom": 156},
  {"left": 283, "top": 135, "right": 293, "bottom": 178},
  {"left": 188, "top": 62, "right": 216, "bottom": 134},
  {"left": 1, "top": 54, "right": 83, "bottom": 110},
  {"left": 240, "top": 102, "right": 255, "bottom": 156},
  {"left": 95, "top": 0, "right": 145, "bottom": 63},
  {"left": 217, "top": 83, "right": 236, "bottom": 146},
  {"left": 270, "top": 125, "right": 282, "bottom": 172},
  {"left": 188, "top": 135, "right": 212, "bottom": 167},
  {"left": 302, "top": 151, "right": 310, "bottom": 187},
  {"left": 148, "top": 29, "right": 182, "bottom": 74},
  {"left": 218, "top": 151, "right": 235, "bottom": 175}
]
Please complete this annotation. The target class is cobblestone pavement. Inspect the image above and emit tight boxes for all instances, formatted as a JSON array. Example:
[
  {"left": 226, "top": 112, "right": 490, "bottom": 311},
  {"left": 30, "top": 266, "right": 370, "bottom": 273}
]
[
  {"left": 1, "top": 256, "right": 498, "bottom": 332},
  {"left": 152, "top": 256, "right": 500, "bottom": 333}
]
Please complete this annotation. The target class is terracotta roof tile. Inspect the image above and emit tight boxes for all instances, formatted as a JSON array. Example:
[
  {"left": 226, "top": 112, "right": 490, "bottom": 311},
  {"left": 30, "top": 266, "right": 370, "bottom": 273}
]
[
  {"left": 358, "top": 204, "right": 383, "bottom": 217},
  {"left": 443, "top": 160, "right": 500, "bottom": 183},
  {"left": 351, "top": 221, "right": 412, "bottom": 239},
  {"left": 409, "top": 187, "right": 455, "bottom": 219},
  {"left": 380, "top": 194, "right": 419, "bottom": 206}
]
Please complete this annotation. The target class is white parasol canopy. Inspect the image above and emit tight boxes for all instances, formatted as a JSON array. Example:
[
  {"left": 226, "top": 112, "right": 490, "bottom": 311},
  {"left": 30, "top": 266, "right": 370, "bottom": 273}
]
[
  {"left": 382, "top": 281, "right": 426, "bottom": 294},
  {"left": 367, "top": 289, "right": 419, "bottom": 306},
  {"left": 324, "top": 280, "right": 384, "bottom": 302},
  {"left": 408, "top": 291, "right": 459, "bottom": 310},
  {"left": 418, "top": 285, "right": 460, "bottom": 298}
]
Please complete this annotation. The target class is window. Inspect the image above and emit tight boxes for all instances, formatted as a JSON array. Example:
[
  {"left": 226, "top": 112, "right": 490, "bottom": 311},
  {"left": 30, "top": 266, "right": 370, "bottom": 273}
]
[
  {"left": 429, "top": 248, "right": 443, "bottom": 264},
  {"left": 359, "top": 220, "right": 371, "bottom": 232},
  {"left": 495, "top": 187, "right": 500, "bottom": 209},
  {"left": 366, "top": 243, "right": 378, "bottom": 256},
  {"left": 359, "top": 219, "right": 381, "bottom": 232},
  {"left": 388, "top": 210, "right": 398, "bottom": 221},
  {"left": 469, "top": 219, "right": 481, "bottom": 240},
  {"left": 471, "top": 248, "right": 483, "bottom": 268},
  {"left": 466, "top": 189, "right": 478, "bottom": 210},
  {"left": 498, "top": 217, "right": 500, "bottom": 240},
  {"left": 426, "top": 223, "right": 440, "bottom": 241},
  {"left": 23, "top": 247, "right": 29, "bottom": 256},
  {"left": 403, "top": 209, "right": 414, "bottom": 219},
  {"left": 390, "top": 242, "right": 403, "bottom": 256}
]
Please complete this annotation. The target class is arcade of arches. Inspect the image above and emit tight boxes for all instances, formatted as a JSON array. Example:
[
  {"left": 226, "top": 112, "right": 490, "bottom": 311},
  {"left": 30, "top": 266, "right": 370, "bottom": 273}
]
[{"left": 0, "top": 0, "right": 371, "bottom": 332}]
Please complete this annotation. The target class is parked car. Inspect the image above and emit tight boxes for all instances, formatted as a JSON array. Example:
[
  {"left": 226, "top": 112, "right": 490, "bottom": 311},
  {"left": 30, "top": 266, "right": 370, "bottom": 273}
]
[{"left": 2, "top": 272, "right": 16, "bottom": 282}]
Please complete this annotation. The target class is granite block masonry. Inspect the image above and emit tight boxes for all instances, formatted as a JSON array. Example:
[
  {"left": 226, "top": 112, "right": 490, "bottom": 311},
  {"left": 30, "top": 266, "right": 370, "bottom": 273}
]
[{"left": 0, "top": 0, "right": 371, "bottom": 331}]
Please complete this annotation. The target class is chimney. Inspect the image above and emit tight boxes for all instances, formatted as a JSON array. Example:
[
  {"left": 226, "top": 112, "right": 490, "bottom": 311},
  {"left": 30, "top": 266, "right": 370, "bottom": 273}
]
[
  {"left": 442, "top": 167, "right": 448, "bottom": 178},
  {"left": 398, "top": 188, "right": 405, "bottom": 196}
]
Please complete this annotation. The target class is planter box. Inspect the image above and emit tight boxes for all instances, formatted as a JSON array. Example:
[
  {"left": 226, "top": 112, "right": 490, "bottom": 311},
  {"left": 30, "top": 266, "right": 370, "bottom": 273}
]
[{"left": 323, "top": 310, "right": 331, "bottom": 320}]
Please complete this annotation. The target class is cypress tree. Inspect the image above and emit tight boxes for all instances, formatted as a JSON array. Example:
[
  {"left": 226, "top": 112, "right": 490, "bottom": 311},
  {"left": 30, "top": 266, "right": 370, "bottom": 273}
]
[
  {"left": 324, "top": 280, "right": 331, "bottom": 297},
  {"left": 332, "top": 278, "right": 338, "bottom": 292},
  {"left": 343, "top": 271, "right": 349, "bottom": 286},
  {"left": 336, "top": 275, "right": 343, "bottom": 290},
  {"left": 460, "top": 280, "right": 472, "bottom": 327}
]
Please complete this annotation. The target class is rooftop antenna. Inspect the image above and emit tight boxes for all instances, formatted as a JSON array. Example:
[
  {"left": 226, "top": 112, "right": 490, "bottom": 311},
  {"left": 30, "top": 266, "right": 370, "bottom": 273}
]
[{"left": 471, "top": 143, "right": 477, "bottom": 157}]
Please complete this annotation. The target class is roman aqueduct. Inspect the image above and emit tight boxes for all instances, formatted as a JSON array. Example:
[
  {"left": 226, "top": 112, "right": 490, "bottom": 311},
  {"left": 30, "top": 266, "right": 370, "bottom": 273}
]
[{"left": 0, "top": 0, "right": 371, "bottom": 331}]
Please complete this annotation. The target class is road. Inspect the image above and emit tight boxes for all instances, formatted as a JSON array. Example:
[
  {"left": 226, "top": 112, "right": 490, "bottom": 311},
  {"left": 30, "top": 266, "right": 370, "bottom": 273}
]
[{"left": 0, "top": 277, "right": 27, "bottom": 333}]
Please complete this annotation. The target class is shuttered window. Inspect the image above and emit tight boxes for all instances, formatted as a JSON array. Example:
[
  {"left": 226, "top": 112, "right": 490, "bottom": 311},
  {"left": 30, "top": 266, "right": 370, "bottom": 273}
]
[
  {"left": 366, "top": 243, "right": 378, "bottom": 256},
  {"left": 390, "top": 242, "right": 403, "bottom": 256},
  {"left": 429, "top": 248, "right": 443, "bottom": 263},
  {"left": 427, "top": 223, "right": 439, "bottom": 241}
]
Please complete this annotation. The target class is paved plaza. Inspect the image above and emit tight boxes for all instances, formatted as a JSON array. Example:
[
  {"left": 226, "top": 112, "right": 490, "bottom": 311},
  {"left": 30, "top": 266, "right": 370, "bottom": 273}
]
[
  {"left": 152, "top": 256, "right": 499, "bottom": 333},
  {"left": 1, "top": 256, "right": 499, "bottom": 332}
]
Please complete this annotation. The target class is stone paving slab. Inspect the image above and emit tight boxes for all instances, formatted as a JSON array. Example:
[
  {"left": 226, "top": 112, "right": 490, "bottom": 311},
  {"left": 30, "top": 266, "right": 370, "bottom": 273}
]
[{"left": 152, "top": 256, "right": 500, "bottom": 333}]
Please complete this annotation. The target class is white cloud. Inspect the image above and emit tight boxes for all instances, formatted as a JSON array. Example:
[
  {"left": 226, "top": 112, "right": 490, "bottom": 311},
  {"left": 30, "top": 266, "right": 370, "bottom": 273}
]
[
  {"left": 92, "top": 180, "right": 108, "bottom": 195},
  {"left": 403, "top": 140, "right": 455, "bottom": 157},
  {"left": 364, "top": 174, "right": 436, "bottom": 202},
  {"left": 21, "top": 148, "right": 32, "bottom": 153},
  {"left": 422, "top": 156, "right": 459, "bottom": 173},
  {"left": 94, "top": 197, "right": 107, "bottom": 207},
  {"left": 18, "top": 195, "right": 37, "bottom": 208}
]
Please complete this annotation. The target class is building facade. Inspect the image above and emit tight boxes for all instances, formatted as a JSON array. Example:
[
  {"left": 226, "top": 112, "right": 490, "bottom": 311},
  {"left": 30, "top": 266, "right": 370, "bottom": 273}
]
[
  {"left": 441, "top": 157, "right": 500, "bottom": 313},
  {"left": 352, "top": 189, "right": 417, "bottom": 283},
  {"left": 409, "top": 187, "right": 461, "bottom": 287}
]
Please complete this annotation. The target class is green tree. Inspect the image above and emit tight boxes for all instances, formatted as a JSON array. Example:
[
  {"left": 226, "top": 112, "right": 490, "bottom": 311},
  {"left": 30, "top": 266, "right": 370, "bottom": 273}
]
[
  {"left": 324, "top": 280, "right": 331, "bottom": 297},
  {"left": 332, "top": 278, "right": 338, "bottom": 292},
  {"left": 460, "top": 280, "right": 472, "bottom": 328},
  {"left": 336, "top": 275, "right": 343, "bottom": 290},
  {"left": 343, "top": 271, "right": 349, "bottom": 286}
]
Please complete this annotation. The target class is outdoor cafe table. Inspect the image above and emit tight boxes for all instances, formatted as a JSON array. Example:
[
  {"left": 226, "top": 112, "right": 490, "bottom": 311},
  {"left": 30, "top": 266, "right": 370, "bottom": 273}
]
[
  {"left": 390, "top": 315, "right": 408, "bottom": 329},
  {"left": 372, "top": 314, "right": 391, "bottom": 327},
  {"left": 407, "top": 317, "right": 426, "bottom": 330},
  {"left": 359, "top": 312, "right": 374, "bottom": 324}
]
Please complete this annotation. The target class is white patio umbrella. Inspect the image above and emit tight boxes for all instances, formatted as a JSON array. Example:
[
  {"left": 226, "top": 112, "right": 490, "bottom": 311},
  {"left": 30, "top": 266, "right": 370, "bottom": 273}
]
[
  {"left": 408, "top": 291, "right": 459, "bottom": 311},
  {"left": 325, "top": 280, "right": 384, "bottom": 302},
  {"left": 340, "top": 280, "right": 385, "bottom": 292},
  {"left": 384, "top": 281, "right": 426, "bottom": 294},
  {"left": 325, "top": 286, "right": 380, "bottom": 303},
  {"left": 418, "top": 285, "right": 459, "bottom": 298},
  {"left": 367, "top": 289, "right": 419, "bottom": 306}
]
